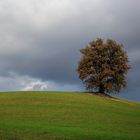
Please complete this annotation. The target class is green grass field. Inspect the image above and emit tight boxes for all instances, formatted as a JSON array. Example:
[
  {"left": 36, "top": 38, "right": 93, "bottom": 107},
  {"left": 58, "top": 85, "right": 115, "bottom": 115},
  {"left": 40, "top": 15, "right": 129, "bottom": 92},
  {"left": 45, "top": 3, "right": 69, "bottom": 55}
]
[{"left": 0, "top": 91, "right": 140, "bottom": 140}]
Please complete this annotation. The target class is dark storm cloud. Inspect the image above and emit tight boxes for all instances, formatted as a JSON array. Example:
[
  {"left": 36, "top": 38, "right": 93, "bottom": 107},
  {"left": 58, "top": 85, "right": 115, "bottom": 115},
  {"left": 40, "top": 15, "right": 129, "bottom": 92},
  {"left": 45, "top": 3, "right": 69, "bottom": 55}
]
[{"left": 0, "top": 0, "right": 140, "bottom": 100}]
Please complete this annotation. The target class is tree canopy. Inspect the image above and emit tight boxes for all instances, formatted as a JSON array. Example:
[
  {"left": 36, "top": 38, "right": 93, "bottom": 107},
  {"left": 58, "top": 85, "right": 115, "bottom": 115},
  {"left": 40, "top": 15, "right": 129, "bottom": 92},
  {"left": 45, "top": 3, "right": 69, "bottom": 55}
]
[{"left": 77, "top": 38, "right": 130, "bottom": 94}]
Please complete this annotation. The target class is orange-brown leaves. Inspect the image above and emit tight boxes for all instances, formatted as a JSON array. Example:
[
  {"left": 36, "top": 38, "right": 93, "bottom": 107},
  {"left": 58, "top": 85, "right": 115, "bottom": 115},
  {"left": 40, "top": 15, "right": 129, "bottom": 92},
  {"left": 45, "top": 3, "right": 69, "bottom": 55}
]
[{"left": 77, "top": 38, "right": 130, "bottom": 94}]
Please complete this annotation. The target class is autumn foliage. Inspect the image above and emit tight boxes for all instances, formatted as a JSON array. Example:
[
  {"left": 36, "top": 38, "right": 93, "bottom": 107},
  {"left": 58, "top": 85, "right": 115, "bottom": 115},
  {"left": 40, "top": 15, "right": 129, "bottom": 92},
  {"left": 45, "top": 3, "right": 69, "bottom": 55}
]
[{"left": 77, "top": 38, "right": 130, "bottom": 94}]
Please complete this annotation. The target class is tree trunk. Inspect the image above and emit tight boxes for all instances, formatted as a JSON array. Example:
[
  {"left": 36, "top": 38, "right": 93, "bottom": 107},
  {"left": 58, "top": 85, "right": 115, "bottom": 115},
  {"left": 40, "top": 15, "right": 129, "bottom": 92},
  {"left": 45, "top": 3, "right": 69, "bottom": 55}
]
[{"left": 99, "top": 85, "right": 105, "bottom": 93}]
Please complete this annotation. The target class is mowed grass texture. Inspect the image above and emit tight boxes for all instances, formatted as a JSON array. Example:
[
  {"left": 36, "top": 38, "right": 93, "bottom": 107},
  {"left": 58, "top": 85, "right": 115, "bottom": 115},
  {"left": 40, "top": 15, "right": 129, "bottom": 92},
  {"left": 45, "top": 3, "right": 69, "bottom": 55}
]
[{"left": 0, "top": 92, "right": 140, "bottom": 140}]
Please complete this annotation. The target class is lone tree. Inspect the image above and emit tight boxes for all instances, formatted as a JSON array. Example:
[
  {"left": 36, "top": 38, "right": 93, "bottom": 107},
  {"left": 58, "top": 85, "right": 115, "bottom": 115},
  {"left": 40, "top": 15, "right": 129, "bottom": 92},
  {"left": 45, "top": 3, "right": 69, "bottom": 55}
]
[{"left": 77, "top": 38, "right": 130, "bottom": 94}]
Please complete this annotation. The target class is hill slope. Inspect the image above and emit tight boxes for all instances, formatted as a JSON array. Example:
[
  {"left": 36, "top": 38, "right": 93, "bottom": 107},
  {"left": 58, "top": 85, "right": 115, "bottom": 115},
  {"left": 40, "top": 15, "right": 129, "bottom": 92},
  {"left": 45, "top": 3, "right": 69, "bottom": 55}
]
[{"left": 0, "top": 91, "right": 140, "bottom": 140}]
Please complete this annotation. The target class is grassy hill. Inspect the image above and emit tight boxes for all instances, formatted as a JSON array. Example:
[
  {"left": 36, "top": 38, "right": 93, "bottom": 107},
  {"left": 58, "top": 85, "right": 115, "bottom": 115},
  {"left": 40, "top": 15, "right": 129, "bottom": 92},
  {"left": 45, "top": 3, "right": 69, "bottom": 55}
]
[{"left": 0, "top": 91, "right": 140, "bottom": 140}]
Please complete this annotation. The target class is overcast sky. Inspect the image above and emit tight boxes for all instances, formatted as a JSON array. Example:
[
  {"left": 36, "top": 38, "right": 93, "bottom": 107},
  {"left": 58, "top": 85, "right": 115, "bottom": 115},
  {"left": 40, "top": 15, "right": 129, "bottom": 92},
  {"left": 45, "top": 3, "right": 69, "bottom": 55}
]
[{"left": 0, "top": 0, "right": 140, "bottom": 101}]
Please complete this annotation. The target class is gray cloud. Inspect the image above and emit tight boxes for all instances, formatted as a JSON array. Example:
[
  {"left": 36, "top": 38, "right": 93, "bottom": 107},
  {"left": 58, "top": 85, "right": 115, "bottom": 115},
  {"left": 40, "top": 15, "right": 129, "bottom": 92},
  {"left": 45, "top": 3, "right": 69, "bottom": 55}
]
[
  {"left": 0, "top": 72, "right": 82, "bottom": 92},
  {"left": 0, "top": 72, "right": 48, "bottom": 91},
  {"left": 0, "top": 0, "right": 140, "bottom": 100}
]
